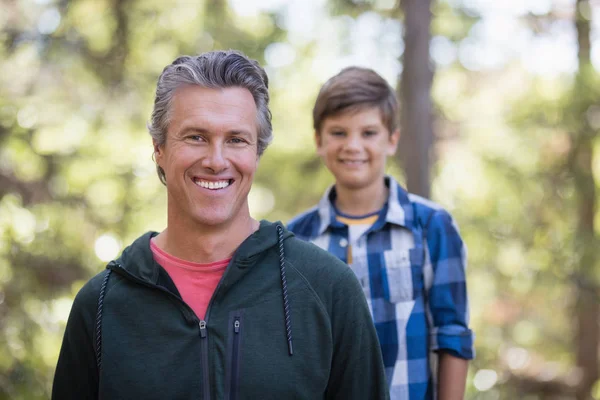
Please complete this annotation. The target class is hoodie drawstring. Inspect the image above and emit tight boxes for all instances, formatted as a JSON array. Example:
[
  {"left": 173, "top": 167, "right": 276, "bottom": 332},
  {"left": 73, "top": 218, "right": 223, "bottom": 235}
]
[
  {"left": 277, "top": 225, "right": 294, "bottom": 356},
  {"left": 95, "top": 268, "right": 112, "bottom": 371},
  {"left": 95, "top": 227, "right": 294, "bottom": 362}
]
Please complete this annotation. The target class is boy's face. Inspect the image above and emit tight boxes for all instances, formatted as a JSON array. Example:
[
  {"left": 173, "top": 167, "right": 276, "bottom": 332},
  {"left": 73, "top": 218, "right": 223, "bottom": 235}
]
[{"left": 315, "top": 107, "right": 399, "bottom": 192}]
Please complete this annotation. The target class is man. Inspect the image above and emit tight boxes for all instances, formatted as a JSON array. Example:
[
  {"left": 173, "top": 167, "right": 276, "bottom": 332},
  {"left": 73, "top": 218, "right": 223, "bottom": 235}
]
[
  {"left": 52, "top": 51, "right": 389, "bottom": 400},
  {"left": 288, "top": 67, "right": 474, "bottom": 400}
]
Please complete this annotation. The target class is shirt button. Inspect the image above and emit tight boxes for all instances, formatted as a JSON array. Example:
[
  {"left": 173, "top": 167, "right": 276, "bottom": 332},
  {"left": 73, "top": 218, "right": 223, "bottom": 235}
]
[{"left": 339, "top": 238, "right": 348, "bottom": 247}]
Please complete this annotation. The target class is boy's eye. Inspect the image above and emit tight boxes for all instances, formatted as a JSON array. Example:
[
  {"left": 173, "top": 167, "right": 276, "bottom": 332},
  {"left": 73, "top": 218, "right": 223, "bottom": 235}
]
[
  {"left": 363, "top": 130, "right": 377, "bottom": 137},
  {"left": 330, "top": 131, "right": 346, "bottom": 137}
]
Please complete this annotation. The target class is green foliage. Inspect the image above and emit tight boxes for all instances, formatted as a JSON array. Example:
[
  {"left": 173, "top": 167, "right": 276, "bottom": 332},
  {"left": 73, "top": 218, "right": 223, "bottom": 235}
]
[{"left": 1, "top": 0, "right": 599, "bottom": 399}]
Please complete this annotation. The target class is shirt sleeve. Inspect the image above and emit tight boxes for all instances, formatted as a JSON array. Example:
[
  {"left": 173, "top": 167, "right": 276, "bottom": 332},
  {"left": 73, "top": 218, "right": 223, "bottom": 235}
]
[
  {"left": 52, "top": 273, "right": 103, "bottom": 400},
  {"left": 425, "top": 210, "right": 474, "bottom": 360}
]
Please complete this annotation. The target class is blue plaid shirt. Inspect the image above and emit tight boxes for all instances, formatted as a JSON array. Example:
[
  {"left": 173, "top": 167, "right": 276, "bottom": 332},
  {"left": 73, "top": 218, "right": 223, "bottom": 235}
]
[{"left": 288, "top": 176, "right": 474, "bottom": 400}]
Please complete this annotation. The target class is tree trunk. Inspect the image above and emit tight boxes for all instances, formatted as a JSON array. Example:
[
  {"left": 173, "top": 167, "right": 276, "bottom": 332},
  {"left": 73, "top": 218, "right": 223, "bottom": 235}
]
[
  {"left": 398, "top": 0, "right": 434, "bottom": 198},
  {"left": 572, "top": 1, "right": 599, "bottom": 399}
]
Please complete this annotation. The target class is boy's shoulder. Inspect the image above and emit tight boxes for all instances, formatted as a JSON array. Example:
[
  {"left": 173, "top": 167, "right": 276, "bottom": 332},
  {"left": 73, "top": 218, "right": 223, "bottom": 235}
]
[
  {"left": 406, "top": 192, "right": 446, "bottom": 221},
  {"left": 287, "top": 205, "right": 324, "bottom": 239},
  {"left": 288, "top": 177, "right": 460, "bottom": 236},
  {"left": 288, "top": 204, "right": 320, "bottom": 225},
  {"left": 405, "top": 192, "right": 463, "bottom": 246},
  {"left": 386, "top": 177, "right": 454, "bottom": 227}
]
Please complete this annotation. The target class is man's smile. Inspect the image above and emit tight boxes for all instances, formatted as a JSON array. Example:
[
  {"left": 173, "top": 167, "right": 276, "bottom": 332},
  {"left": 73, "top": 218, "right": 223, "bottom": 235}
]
[{"left": 192, "top": 178, "right": 233, "bottom": 190}]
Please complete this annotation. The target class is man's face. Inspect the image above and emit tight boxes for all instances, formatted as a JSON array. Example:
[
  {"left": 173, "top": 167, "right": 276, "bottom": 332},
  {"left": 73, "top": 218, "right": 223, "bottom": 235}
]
[
  {"left": 154, "top": 85, "right": 259, "bottom": 229},
  {"left": 316, "top": 107, "right": 399, "bottom": 192}
]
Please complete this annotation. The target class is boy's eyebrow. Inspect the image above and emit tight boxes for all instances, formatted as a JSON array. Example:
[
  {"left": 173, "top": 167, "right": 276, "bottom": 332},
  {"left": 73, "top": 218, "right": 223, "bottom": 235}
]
[
  {"left": 325, "top": 125, "right": 346, "bottom": 131},
  {"left": 360, "top": 125, "right": 381, "bottom": 130},
  {"left": 325, "top": 124, "right": 381, "bottom": 131}
]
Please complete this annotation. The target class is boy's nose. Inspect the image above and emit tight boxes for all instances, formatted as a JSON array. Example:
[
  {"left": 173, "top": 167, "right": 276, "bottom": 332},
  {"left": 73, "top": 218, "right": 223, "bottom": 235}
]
[{"left": 343, "top": 135, "right": 362, "bottom": 151}]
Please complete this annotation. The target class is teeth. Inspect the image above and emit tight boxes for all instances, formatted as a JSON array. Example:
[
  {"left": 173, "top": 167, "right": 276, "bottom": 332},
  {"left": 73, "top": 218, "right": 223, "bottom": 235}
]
[{"left": 194, "top": 179, "right": 230, "bottom": 190}]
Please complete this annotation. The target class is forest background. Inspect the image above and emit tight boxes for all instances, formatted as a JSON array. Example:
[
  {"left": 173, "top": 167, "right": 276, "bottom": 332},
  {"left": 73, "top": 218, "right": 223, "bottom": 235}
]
[{"left": 1, "top": 0, "right": 600, "bottom": 399}]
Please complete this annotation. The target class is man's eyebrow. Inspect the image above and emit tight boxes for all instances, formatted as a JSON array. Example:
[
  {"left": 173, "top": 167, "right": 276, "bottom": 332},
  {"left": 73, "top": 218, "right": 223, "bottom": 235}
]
[
  {"left": 228, "top": 129, "right": 253, "bottom": 137},
  {"left": 179, "top": 127, "right": 208, "bottom": 135},
  {"left": 179, "top": 127, "right": 254, "bottom": 137}
]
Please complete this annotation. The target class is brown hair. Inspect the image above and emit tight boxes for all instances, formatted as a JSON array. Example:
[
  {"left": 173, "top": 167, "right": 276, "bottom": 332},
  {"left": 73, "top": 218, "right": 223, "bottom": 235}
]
[{"left": 312, "top": 67, "right": 398, "bottom": 134}]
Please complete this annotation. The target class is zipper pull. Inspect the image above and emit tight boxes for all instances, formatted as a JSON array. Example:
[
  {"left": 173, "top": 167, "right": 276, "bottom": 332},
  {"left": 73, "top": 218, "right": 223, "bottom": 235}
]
[
  {"left": 199, "top": 320, "right": 207, "bottom": 338},
  {"left": 234, "top": 319, "right": 240, "bottom": 334}
]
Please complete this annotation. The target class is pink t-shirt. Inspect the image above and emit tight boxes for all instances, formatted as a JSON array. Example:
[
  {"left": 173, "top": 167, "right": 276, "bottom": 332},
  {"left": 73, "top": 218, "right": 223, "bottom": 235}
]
[{"left": 150, "top": 239, "right": 230, "bottom": 319}]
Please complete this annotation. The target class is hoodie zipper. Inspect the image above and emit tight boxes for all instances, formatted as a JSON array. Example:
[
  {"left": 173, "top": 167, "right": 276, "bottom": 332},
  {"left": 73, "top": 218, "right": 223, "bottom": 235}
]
[
  {"left": 228, "top": 317, "right": 241, "bottom": 400},
  {"left": 199, "top": 320, "right": 210, "bottom": 400},
  {"left": 108, "top": 261, "right": 212, "bottom": 400}
]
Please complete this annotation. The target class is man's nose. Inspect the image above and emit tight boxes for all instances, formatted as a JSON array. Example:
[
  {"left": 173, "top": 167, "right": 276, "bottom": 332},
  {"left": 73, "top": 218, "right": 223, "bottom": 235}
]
[{"left": 201, "top": 143, "right": 229, "bottom": 172}]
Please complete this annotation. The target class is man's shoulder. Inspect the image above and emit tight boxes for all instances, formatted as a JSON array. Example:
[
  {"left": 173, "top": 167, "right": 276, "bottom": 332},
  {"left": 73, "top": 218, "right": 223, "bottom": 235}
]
[
  {"left": 285, "top": 235, "right": 344, "bottom": 266},
  {"left": 61, "top": 268, "right": 115, "bottom": 331},
  {"left": 284, "top": 235, "right": 355, "bottom": 283},
  {"left": 73, "top": 269, "right": 112, "bottom": 307},
  {"left": 283, "top": 236, "right": 364, "bottom": 317}
]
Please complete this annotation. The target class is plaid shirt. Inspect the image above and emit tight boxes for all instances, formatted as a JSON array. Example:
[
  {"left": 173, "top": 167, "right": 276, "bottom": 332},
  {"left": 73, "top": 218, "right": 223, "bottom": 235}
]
[{"left": 288, "top": 176, "right": 474, "bottom": 400}]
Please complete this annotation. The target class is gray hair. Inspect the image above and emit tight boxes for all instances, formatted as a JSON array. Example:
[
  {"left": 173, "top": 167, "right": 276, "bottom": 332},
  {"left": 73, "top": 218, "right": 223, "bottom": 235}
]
[{"left": 148, "top": 50, "right": 273, "bottom": 185}]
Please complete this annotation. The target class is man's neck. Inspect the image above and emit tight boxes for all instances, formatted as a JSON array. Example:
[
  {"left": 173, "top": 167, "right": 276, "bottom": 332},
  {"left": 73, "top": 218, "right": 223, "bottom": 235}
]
[
  {"left": 334, "top": 179, "right": 388, "bottom": 217},
  {"left": 154, "top": 213, "right": 259, "bottom": 264}
]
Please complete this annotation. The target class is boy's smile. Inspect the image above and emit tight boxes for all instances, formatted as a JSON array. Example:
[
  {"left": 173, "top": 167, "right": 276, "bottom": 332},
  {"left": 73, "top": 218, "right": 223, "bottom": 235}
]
[
  {"left": 316, "top": 107, "right": 399, "bottom": 192},
  {"left": 339, "top": 158, "right": 367, "bottom": 165}
]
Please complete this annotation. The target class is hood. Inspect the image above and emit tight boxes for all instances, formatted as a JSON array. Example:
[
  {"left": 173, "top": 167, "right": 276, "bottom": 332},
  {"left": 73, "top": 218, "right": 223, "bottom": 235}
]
[
  {"left": 111, "top": 220, "right": 294, "bottom": 288},
  {"left": 100, "top": 220, "right": 296, "bottom": 360}
]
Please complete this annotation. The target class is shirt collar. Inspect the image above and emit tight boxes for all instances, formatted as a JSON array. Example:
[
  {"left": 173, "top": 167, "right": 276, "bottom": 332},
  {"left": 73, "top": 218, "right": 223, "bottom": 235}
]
[
  {"left": 316, "top": 185, "right": 336, "bottom": 235},
  {"left": 316, "top": 175, "right": 413, "bottom": 235},
  {"left": 384, "top": 176, "right": 414, "bottom": 228}
]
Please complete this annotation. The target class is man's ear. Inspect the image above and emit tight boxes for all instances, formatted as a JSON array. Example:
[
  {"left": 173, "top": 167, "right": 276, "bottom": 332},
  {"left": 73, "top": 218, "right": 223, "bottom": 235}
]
[
  {"left": 153, "top": 139, "right": 163, "bottom": 165},
  {"left": 387, "top": 129, "right": 400, "bottom": 156}
]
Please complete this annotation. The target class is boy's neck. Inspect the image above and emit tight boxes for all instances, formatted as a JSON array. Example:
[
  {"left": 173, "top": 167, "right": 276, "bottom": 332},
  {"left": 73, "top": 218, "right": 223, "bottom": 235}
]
[{"left": 334, "top": 179, "right": 388, "bottom": 217}]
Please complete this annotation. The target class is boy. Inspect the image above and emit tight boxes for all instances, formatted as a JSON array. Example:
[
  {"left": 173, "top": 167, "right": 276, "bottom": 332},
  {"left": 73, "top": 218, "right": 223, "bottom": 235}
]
[{"left": 288, "top": 67, "right": 474, "bottom": 400}]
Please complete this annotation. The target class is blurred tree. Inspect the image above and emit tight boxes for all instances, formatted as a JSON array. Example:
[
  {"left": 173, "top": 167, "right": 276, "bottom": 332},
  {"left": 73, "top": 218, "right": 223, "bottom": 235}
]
[
  {"left": 571, "top": 1, "right": 598, "bottom": 398},
  {"left": 398, "top": 0, "right": 434, "bottom": 198}
]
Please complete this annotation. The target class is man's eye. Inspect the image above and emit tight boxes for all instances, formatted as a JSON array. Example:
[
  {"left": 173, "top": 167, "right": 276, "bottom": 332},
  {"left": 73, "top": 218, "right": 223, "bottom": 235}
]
[
  {"left": 229, "top": 137, "right": 246, "bottom": 144},
  {"left": 188, "top": 135, "right": 203, "bottom": 141}
]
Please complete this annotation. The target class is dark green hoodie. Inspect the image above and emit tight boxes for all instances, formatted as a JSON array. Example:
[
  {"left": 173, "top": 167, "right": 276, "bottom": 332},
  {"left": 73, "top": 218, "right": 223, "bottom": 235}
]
[{"left": 52, "top": 221, "right": 389, "bottom": 400}]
